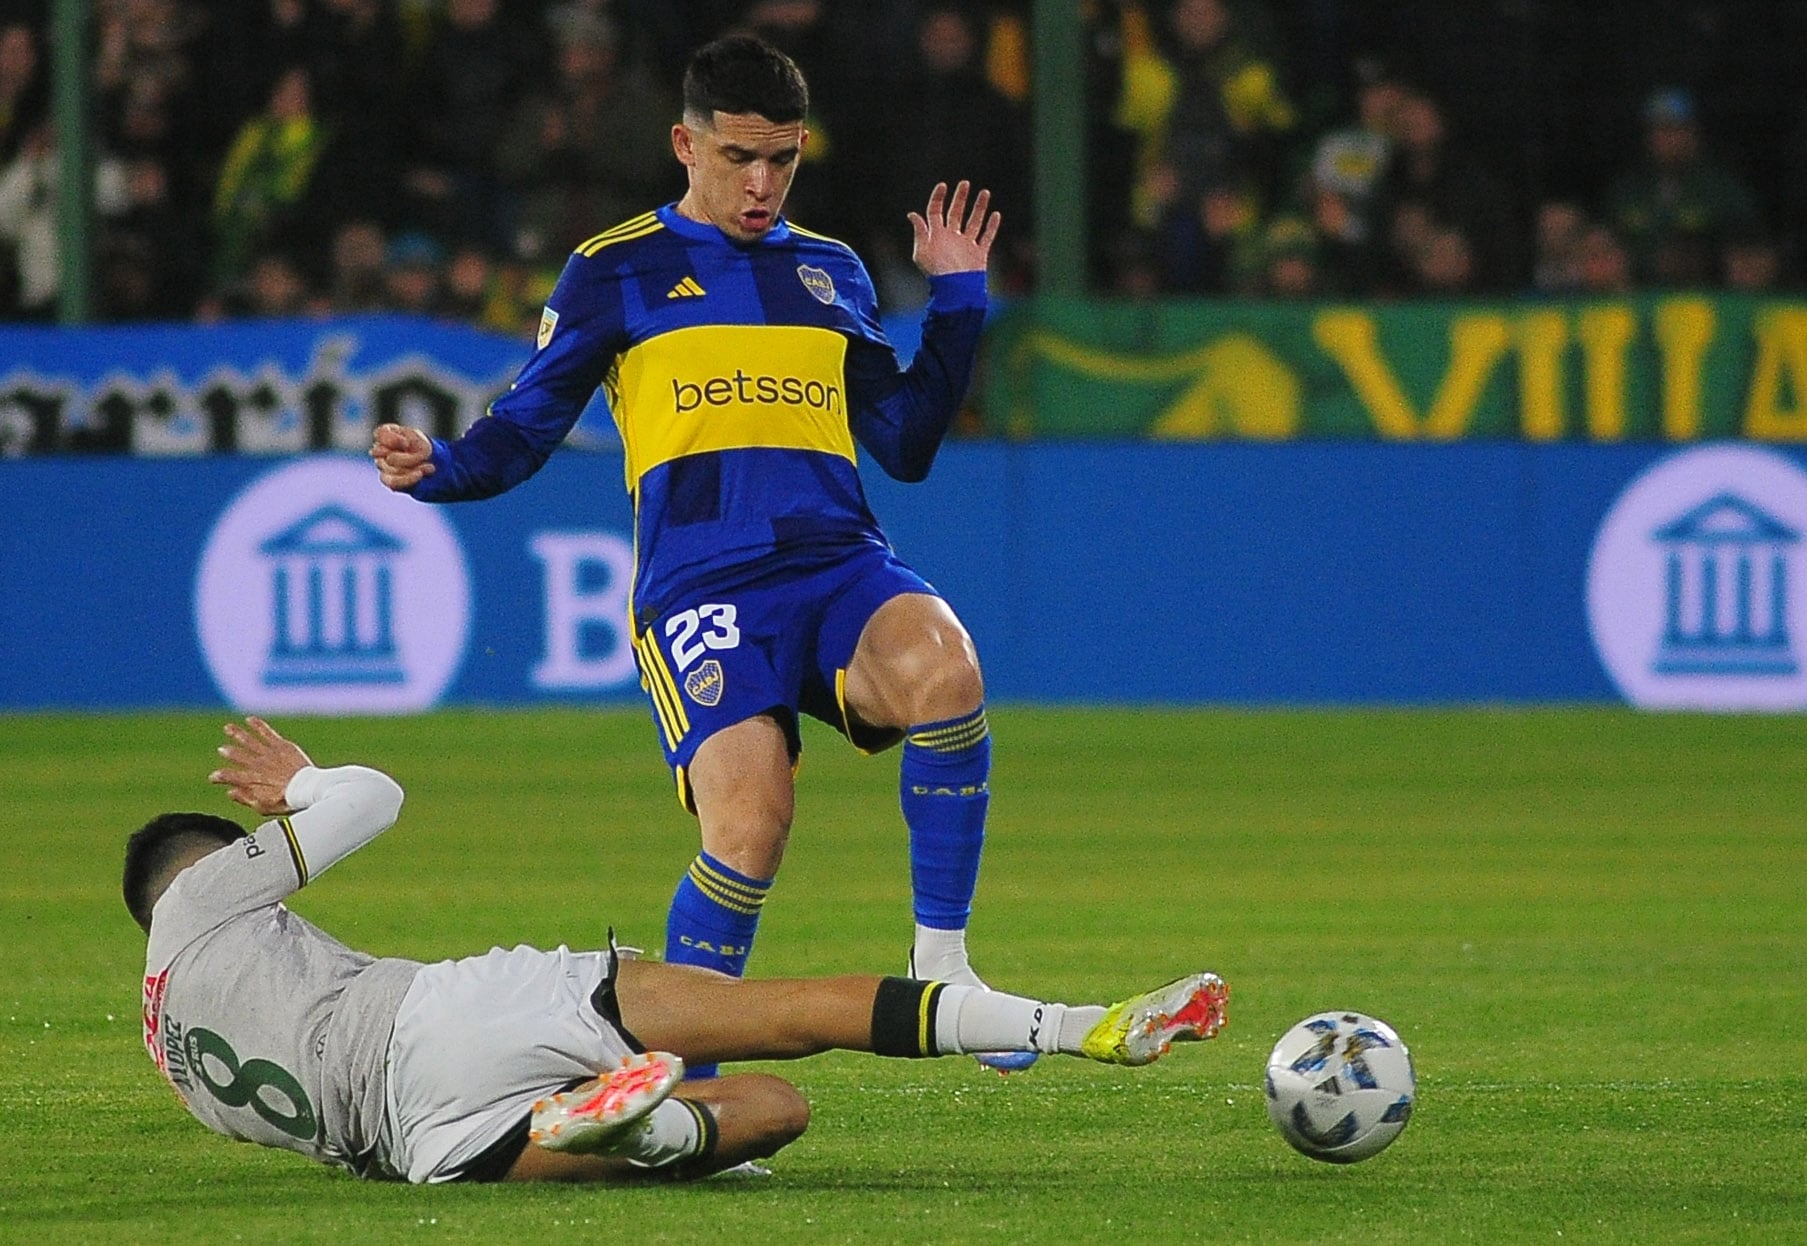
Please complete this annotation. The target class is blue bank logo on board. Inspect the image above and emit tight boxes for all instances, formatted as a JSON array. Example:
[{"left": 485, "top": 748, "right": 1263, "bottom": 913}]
[
  {"left": 258, "top": 504, "right": 408, "bottom": 687},
  {"left": 1649, "top": 493, "right": 1798, "bottom": 678},
  {"left": 1588, "top": 446, "right": 1807, "bottom": 710},
  {"left": 195, "top": 458, "right": 470, "bottom": 712}
]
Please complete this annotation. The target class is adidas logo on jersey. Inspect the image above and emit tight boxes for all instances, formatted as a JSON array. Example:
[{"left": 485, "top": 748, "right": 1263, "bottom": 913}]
[{"left": 666, "top": 276, "right": 706, "bottom": 300}]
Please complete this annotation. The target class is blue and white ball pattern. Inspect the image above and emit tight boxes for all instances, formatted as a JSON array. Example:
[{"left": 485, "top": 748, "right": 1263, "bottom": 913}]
[{"left": 1264, "top": 1011, "right": 1415, "bottom": 1163}]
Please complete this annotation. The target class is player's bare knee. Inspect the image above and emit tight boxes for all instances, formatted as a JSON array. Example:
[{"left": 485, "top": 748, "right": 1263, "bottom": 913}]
[
  {"left": 695, "top": 774, "right": 795, "bottom": 876},
  {"left": 759, "top": 1078, "right": 811, "bottom": 1146},
  {"left": 713, "top": 1074, "right": 810, "bottom": 1154},
  {"left": 702, "top": 817, "right": 792, "bottom": 879},
  {"left": 909, "top": 649, "right": 985, "bottom": 722}
]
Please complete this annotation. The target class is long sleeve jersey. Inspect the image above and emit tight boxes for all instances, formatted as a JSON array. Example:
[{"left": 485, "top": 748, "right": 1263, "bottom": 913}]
[
  {"left": 142, "top": 766, "right": 418, "bottom": 1179},
  {"left": 405, "top": 204, "right": 987, "bottom": 624}
]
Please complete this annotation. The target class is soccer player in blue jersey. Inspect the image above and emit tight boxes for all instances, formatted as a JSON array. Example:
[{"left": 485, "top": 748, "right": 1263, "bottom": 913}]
[{"left": 371, "top": 36, "right": 1023, "bottom": 1071}]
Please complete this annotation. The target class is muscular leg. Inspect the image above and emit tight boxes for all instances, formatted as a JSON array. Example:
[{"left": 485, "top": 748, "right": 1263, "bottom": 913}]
[
  {"left": 687, "top": 714, "right": 796, "bottom": 881},
  {"left": 618, "top": 959, "right": 882, "bottom": 1063},
  {"left": 506, "top": 962, "right": 1228, "bottom": 1182},
  {"left": 840, "top": 594, "right": 993, "bottom": 981},
  {"left": 841, "top": 593, "right": 984, "bottom": 730},
  {"left": 662, "top": 715, "right": 795, "bottom": 1077},
  {"left": 613, "top": 959, "right": 1119, "bottom": 1067}
]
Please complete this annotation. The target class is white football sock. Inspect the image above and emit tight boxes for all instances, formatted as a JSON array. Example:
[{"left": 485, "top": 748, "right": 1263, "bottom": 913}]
[
  {"left": 613, "top": 1098, "right": 705, "bottom": 1168},
  {"left": 1057, "top": 1005, "right": 1108, "bottom": 1055},
  {"left": 933, "top": 984, "right": 1089, "bottom": 1056},
  {"left": 912, "top": 925, "right": 979, "bottom": 983}
]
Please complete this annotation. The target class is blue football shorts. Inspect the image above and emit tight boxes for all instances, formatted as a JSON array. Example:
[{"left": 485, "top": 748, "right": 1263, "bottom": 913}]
[{"left": 630, "top": 543, "right": 939, "bottom": 810}]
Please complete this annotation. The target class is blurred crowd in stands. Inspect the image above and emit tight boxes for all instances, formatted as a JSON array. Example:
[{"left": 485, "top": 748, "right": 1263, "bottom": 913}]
[{"left": 1, "top": 0, "right": 1802, "bottom": 327}]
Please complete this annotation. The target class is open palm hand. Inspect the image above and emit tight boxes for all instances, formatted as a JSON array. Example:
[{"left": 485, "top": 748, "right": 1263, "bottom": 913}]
[{"left": 910, "top": 180, "right": 1002, "bottom": 277}]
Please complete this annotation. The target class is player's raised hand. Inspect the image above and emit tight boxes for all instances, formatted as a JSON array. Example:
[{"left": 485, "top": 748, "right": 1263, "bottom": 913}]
[
  {"left": 369, "top": 423, "right": 435, "bottom": 491},
  {"left": 909, "top": 180, "right": 1001, "bottom": 277},
  {"left": 209, "top": 717, "right": 314, "bottom": 816}
]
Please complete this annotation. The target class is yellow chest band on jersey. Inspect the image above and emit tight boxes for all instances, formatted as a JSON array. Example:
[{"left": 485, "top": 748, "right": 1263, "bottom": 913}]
[{"left": 608, "top": 324, "right": 854, "bottom": 488}]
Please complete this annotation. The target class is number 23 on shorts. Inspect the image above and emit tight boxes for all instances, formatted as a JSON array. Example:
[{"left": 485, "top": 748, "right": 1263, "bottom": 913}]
[{"left": 664, "top": 603, "right": 741, "bottom": 672}]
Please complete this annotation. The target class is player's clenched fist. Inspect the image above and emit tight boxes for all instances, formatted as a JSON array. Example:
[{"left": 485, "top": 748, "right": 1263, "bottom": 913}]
[{"left": 370, "top": 423, "right": 435, "bottom": 491}]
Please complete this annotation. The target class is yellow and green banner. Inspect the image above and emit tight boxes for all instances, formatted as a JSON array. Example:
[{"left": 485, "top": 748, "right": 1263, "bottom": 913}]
[{"left": 984, "top": 294, "right": 1807, "bottom": 441}]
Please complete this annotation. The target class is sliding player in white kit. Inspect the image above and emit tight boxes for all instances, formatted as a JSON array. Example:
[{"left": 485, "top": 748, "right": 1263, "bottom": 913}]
[{"left": 126, "top": 719, "right": 1228, "bottom": 1183}]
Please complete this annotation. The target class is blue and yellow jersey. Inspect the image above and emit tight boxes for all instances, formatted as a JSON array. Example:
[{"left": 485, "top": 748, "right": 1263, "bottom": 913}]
[{"left": 408, "top": 204, "right": 987, "bottom": 621}]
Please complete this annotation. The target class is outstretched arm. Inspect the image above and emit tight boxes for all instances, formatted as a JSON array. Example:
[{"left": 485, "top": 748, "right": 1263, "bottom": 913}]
[
  {"left": 209, "top": 717, "right": 404, "bottom": 888},
  {"left": 371, "top": 251, "right": 623, "bottom": 501},
  {"left": 847, "top": 182, "right": 998, "bottom": 482}
]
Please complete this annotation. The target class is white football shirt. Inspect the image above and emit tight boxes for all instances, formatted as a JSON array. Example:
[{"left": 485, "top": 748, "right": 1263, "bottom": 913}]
[{"left": 141, "top": 764, "right": 421, "bottom": 1178}]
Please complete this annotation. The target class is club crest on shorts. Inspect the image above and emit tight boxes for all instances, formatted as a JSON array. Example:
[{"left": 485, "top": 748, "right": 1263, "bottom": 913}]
[
  {"left": 684, "top": 658, "right": 725, "bottom": 706},
  {"left": 797, "top": 264, "right": 836, "bottom": 305},
  {"left": 537, "top": 306, "right": 559, "bottom": 350}
]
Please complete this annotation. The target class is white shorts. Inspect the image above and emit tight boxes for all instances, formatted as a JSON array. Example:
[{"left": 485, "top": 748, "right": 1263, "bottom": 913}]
[{"left": 382, "top": 943, "right": 640, "bottom": 1183}]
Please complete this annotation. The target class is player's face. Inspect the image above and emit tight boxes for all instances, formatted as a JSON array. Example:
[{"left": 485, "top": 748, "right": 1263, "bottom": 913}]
[{"left": 673, "top": 111, "right": 807, "bottom": 243}]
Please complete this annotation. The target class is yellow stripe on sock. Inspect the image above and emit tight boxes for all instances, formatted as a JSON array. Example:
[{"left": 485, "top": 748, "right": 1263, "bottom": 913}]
[
  {"left": 678, "top": 1098, "right": 709, "bottom": 1157},
  {"left": 918, "top": 981, "right": 943, "bottom": 1057},
  {"left": 691, "top": 857, "right": 769, "bottom": 908},
  {"left": 687, "top": 866, "right": 763, "bottom": 916},
  {"left": 907, "top": 714, "right": 989, "bottom": 751}
]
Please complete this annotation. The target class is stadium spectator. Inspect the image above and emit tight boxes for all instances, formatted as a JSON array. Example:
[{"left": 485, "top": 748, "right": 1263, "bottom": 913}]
[
  {"left": 0, "top": 120, "right": 132, "bottom": 319},
  {"left": 0, "top": 21, "right": 47, "bottom": 164},
  {"left": 0, "top": 120, "right": 59, "bottom": 318},
  {"left": 100, "top": 153, "right": 201, "bottom": 319},
  {"left": 1409, "top": 226, "right": 1476, "bottom": 296},
  {"left": 1722, "top": 228, "right": 1782, "bottom": 294},
  {"left": 1300, "top": 56, "right": 1401, "bottom": 253},
  {"left": 380, "top": 230, "right": 443, "bottom": 316},
  {"left": 1530, "top": 200, "right": 1587, "bottom": 295},
  {"left": 1369, "top": 86, "right": 1518, "bottom": 294},
  {"left": 241, "top": 249, "right": 318, "bottom": 317},
  {"left": 402, "top": 0, "right": 547, "bottom": 251},
  {"left": 1606, "top": 88, "right": 1760, "bottom": 289},
  {"left": 439, "top": 241, "right": 497, "bottom": 322},
  {"left": 94, "top": 0, "right": 210, "bottom": 215},
  {"left": 495, "top": 11, "right": 679, "bottom": 262},
  {"left": 302, "top": 0, "right": 410, "bottom": 232},
  {"left": 868, "top": 4, "right": 1030, "bottom": 307},
  {"left": 1231, "top": 214, "right": 1325, "bottom": 298},
  {"left": 208, "top": 65, "right": 331, "bottom": 294},
  {"left": 1136, "top": 0, "right": 1296, "bottom": 292},
  {"left": 1572, "top": 223, "right": 1633, "bottom": 296},
  {"left": 325, "top": 218, "right": 388, "bottom": 313}
]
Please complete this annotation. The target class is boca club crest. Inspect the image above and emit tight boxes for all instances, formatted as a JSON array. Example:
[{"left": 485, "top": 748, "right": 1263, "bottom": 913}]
[
  {"left": 797, "top": 264, "right": 836, "bottom": 305},
  {"left": 684, "top": 658, "right": 725, "bottom": 706}
]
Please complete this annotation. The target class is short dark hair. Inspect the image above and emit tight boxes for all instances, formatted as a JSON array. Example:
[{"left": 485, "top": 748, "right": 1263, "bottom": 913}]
[
  {"left": 683, "top": 34, "right": 808, "bottom": 124},
  {"left": 123, "top": 812, "right": 247, "bottom": 933}
]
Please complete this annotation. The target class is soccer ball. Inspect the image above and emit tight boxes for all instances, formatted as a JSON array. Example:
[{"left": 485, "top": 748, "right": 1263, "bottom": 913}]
[{"left": 1264, "top": 1011, "right": 1415, "bottom": 1163}]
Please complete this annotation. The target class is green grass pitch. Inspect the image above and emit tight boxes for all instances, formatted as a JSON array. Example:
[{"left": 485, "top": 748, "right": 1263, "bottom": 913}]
[{"left": 2, "top": 707, "right": 1804, "bottom": 1242}]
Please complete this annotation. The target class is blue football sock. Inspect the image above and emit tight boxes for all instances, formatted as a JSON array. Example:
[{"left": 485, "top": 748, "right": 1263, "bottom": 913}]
[
  {"left": 664, "top": 851, "right": 772, "bottom": 1078},
  {"left": 901, "top": 706, "right": 991, "bottom": 933}
]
